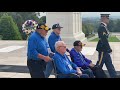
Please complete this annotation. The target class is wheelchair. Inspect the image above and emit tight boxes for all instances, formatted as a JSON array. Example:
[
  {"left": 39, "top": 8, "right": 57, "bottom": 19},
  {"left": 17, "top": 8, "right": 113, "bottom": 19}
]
[{"left": 51, "top": 59, "right": 80, "bottom": 78}]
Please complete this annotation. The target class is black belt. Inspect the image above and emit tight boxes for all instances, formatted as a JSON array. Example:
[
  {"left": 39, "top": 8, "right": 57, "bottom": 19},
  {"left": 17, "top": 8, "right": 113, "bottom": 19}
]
[
  {"left": 28, "top": 59, "right": 44, "bottom": 62},
  {"left": 27, "top": 59, "right": 46, "bottom": 70}
]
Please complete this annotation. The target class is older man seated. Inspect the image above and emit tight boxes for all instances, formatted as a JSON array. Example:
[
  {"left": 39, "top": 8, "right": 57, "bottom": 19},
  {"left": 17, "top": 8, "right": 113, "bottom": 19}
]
[
  {"left": 70, "top": 40, "right": 96, "bottom": 77},
  {"left": 52, "top": 41, "right": 93, "bottom": 78},
  {"left": 70, "top": 40, "right": 95, "bottom": 69}
]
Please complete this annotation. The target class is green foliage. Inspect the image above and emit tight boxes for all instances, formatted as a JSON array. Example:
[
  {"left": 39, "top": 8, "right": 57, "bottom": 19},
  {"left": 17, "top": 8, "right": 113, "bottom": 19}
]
[
  {"left": 0, "top": 14, "right": 22, "bottom": 40},
  {"left": 90, "top": 36, "right": 120, "bottom": 42},
  {"left": 0, "top": 12, "right": 45, "bottom": 40},
  {"left": 82, "top": 23, "right": 94, "bottom": 37},
  {"left": 38, "top": 16, "right": 46, "bottom": 23},
  {"left": 90, "top": 37, "right": 99, "bottom": 42},
  {"left": 7, "top": 12, "right": 39, "bottom": 40},
  {"left": 108, "top": 35, "right": 120, "bottom": 42},
  {"left": 87, "top": 34, "right": 95, "bottom": 39},
  {"left": 113, "top": 19, "right": 120, "bottom": 32},
  {"left": 83, "top": 18, "right": 120, "bottom": 42},
  {"left": 83, "top": 17, "right": 120, "bottom": 33},
  {"left": 7, "top": 12, "right": 27, "bottom": 40},
  {"left": 108, "top": 20, "right": 115, "bottom": 32}
]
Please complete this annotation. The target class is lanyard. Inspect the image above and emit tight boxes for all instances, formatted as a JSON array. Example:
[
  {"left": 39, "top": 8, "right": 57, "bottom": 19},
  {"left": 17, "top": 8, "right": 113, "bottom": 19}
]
[
  {"left": 79, "top": 52, "right": 86, "bottom": 64},
  {"left": 64, "top": 55, "right": 73, "bottom": 70}
]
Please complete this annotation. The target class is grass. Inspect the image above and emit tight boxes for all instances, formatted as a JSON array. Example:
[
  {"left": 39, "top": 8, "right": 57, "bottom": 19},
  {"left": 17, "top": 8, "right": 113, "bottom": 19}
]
[{"left": 90, "top": 35, "right": 120, "bottom": 42}]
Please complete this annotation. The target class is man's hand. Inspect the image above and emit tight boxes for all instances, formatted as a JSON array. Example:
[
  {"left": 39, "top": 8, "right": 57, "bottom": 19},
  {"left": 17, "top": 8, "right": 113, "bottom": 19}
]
[
  {"left": 89, "top": 63, "right": 95, "bottom": 68},
  {"left": 38, "top": 54, "right": 52, "bottom": 62},
  {"left": 108, "top": 49, "right": 112, "bottom": 53},
  {"left": 43, "top": 56, "right": 52, "bottom": 62},
  {"left": 76, "top": 67, "right": 82, "bottom": 75}
]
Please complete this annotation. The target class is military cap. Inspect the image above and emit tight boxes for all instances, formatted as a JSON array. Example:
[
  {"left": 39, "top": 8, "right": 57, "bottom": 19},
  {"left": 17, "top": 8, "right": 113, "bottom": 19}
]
[{"left": 101, "top": 14, "right": 110, "bottom": 18}]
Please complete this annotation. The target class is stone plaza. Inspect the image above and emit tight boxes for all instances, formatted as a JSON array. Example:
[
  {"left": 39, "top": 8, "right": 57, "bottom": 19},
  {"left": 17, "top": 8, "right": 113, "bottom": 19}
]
[{"left": 0, "top": 40, "right": 120, "bottom": 78}]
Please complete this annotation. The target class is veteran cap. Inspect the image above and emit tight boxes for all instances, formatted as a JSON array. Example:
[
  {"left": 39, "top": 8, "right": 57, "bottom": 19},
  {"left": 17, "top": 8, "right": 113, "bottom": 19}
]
[
  {"left": 36, "top": 23, "right": 51, "bottom": 31},
  {"left": 73, "top": 40, "right": 86, "bottom": 46},
  {"left": 52, "top": 23, "right": 63, "bottom": 29}
]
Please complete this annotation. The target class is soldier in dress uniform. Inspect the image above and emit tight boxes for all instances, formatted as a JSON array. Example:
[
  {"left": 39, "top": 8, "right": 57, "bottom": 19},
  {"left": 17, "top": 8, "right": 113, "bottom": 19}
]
[{"left": 96, "top": 14, "right": 120, "bottom": 78}]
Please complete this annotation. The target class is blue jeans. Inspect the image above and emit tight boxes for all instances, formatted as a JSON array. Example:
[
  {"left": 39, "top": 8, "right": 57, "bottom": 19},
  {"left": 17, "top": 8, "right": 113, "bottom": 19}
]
[
  {"left": 80, "top": 74, "right": 89, "bottom": 78},
  {"left": 81, "top": 68, "right": 95, "bottom": 78},
  {"left": 44, "top": 61, "right": 53, "bottom": 78},
  {"left": 97, "top": 52, "right": 117, "bottom": 78},
  {"left": 57, "top": 73, "right": 89, "bottom": 78}
]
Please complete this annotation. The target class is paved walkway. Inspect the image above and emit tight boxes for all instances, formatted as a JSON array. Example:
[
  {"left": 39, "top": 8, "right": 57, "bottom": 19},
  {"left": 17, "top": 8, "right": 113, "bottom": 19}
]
[{"left": 0, "top": 40, "right": 120, "bottom": 78}]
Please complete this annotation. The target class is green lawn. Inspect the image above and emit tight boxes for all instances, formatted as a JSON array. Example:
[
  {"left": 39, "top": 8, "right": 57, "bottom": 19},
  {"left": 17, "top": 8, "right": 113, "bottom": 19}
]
[{"left": 90, "top": 36, "right": 120, "bottom": 42}]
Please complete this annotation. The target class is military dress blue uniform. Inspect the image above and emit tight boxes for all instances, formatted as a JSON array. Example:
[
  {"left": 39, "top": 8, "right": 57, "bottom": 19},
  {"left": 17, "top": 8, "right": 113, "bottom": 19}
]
[{"left": 96, "top": 20, "right": 117, "bottom": 78}]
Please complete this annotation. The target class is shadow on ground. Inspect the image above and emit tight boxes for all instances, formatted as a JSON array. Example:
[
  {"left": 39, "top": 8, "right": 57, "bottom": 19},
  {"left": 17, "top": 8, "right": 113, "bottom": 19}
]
[
  {"left": 0, "top": 64, "right": 120, "bottom": 78},
  {"left": 0, "top": 64, "right": 29, "bottom": 73},
  {"left": 104, "top": 70, "right": 120, "bottom": 78}
]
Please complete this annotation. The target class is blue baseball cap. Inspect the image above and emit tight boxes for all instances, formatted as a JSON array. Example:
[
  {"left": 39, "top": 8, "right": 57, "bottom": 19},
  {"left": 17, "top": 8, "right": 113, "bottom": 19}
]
[{"left": 52, "top": 23, "right": 63, "bottom": 29}]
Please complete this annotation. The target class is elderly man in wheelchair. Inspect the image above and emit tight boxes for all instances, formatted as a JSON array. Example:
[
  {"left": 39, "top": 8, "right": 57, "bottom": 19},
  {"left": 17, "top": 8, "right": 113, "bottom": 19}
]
[{"left": 52, "top": 41, "right": 96, "bottom": 78}]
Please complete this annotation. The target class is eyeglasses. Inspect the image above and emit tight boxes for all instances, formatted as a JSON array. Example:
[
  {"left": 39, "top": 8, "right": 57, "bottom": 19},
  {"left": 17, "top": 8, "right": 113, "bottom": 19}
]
[{"left": 58, "top": 46, "right": 67, "bottom": 48}]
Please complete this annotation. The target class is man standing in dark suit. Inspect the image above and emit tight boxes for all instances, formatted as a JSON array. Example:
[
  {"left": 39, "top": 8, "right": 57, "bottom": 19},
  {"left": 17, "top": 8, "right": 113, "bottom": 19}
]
[{"left": 96, "top": 14, "right": 120, "bottom": 78}]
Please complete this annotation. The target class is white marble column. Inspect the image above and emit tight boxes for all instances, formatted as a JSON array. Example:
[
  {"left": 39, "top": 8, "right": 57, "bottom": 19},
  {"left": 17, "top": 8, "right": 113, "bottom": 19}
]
[{"left": 46, "top": 12, "right": 86, "bottom": 45}]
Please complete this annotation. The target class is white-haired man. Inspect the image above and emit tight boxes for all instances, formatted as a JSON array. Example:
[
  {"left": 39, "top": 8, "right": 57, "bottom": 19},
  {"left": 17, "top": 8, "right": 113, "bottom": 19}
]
[{"left": 52, "top": 41, "right": 90, "bottom": 78}]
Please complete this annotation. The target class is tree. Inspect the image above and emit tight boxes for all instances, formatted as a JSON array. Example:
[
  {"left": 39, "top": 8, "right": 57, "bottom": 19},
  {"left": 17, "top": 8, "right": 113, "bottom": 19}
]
[
  {"left": 0, "top": 14, "right": 22, "bottom": 40},
  {"left": 82, "top": 23, "right": 94, "bottom": 37},
  {"left": 7, "top": 12, "right": 40, "bottom": 40},
  {"left": 114, "top": 19, "right": 120, "bottom": 32},
  {"left": 86, "top": 23, "right": 94, "bottom": 34},
  {"left": 108, "top": 20, "right": 115, "bottom": 32},
  {"left": 0, "top": 12, "right": 43, "bottom": 40},
  {"left": 38, "top": 16, "right": 46, "bottom": 23},
  {"left": 7, "top": 12, "right": 26, "bottom": 39},
  {"left": 16, "top": 12, "right": 40, "bottom": 22},
  {"left": 82, "top": 23, "right": 87, "bottom": 37}
]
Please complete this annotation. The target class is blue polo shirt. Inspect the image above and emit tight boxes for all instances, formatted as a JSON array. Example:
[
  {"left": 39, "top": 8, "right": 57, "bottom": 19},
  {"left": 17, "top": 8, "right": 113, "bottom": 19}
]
[
  {"left": 27, "top": 31, "right": 49, "bottom": 60},
  {"left": 48, "top": 32, "right": 61, "bottom": 53},
  {"left": 53, "top": 52, "right": 78, "bottom": 74}
]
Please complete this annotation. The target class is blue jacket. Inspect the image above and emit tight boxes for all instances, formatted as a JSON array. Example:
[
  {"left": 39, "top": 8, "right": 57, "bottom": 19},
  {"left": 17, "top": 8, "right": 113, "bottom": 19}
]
[
  {"left": 53, "top": 52, "right": 78, "bottom": 75},
  {"left": 70, "top": 48, "right": 92, "bottom": 68},
  {"left": 27, "top": 31, "right": 49, "bottom": 60},
  {"left": 48, "top": 32, "right": 61, "bottom": 53}
]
